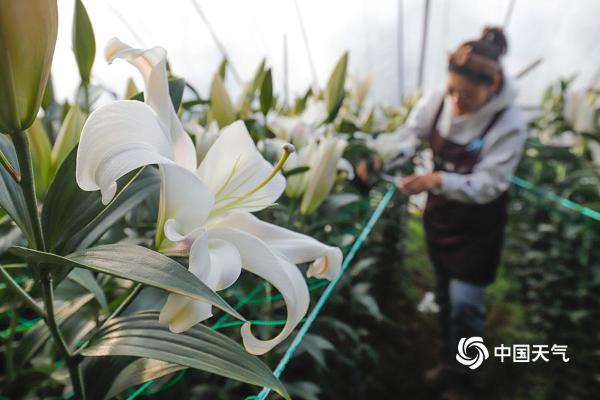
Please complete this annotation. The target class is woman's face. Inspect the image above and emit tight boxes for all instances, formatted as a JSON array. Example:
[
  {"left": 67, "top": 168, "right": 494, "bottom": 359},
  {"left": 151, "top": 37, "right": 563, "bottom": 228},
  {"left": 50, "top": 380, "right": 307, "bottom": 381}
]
[{"left": 446, "top": 72, "right": 499, "bottom": 116}]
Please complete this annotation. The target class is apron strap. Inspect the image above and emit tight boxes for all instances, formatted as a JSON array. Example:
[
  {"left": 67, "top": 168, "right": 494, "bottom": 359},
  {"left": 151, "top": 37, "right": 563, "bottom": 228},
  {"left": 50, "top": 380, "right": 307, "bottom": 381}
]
[{"left": 480, "top": 106, "right": 508, "bottom": 139}]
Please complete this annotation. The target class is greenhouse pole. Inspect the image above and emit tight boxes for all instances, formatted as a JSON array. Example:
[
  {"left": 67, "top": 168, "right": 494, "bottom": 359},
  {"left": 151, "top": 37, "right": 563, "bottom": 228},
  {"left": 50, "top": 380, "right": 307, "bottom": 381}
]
[
  {"left": 503, "top": 0, "right": 517, "bottom": 29},
  {"left": 516, "top": 57, "right": 543, "bottom": 79},
  {"left": 283, "top": 34, "right": 289, "bottom": 108},
  {"left": 190, "top": 0, "right": 242, "bottom": 85},
  {"left": 293, "top": 0, "right": 319, "bottom": 91},
  {"left": 417, "top": 0, "right": 431, "bottom": 90},
  {"left": 397, "top": 0, "right": 404, "bottom": 102}
]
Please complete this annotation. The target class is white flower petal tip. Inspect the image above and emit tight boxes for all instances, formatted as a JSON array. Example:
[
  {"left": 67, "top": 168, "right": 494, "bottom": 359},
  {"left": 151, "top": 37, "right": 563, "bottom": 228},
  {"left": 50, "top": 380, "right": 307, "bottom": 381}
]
[
  {"left": 159, "top": 293, "right": 213, "bottom": 333},
  {"left": 104, "top": 37, "right": 128, "bottom": 63},
  {"left": 163, "top": 220, "right": 205, "bottom": 243},
  {"left": 100, "top": 183, "right": 117, "bottom": 206},
  {"left": 209, "top": 226, "right": 310, "bottom": 355},
  {"left": 307, "top": 247, "right": 343, "bottom": 280}
]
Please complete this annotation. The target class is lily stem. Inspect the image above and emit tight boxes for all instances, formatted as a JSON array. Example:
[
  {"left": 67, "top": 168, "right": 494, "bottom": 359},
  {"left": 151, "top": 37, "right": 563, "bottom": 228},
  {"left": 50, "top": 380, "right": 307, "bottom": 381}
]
[
  {"left": 6, "top": 306, "right": 17, "bottom": 381},
  {"left": 41, "top": 272, "right": 84, "bottom": 399},
  {"left": 73, "top": 283, "right": 143, "bottom": 358},
  {"left": 104, "top": 283, "right": 143, "bottom": 324},
  {"left": 10, "top": 130, "right": 84, "bottom": 399},
  {"left": 9, "top": 130, "right": 45, "bottom": 251}
]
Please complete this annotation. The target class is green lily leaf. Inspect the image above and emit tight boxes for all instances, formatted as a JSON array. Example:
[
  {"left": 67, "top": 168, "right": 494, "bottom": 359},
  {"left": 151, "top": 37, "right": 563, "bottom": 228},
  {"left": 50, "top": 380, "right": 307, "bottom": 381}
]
[
  {"left": 260, "top": 68, "right": 273, "bottom": 116},
  {"left": 81, "top": 311, "right": 290, "bottom": 400},
  {"left": 103, "top": 358, "right": 185, "bottom": 400},
  {"left": 81, "top": 356, "right": 138, "bottom": 400},
  {"left": 250, "top": 58, "right": 267, "bottom": 95},
  {"left": 26, "top": 119, "right": 52, "bottom": 199},
  {"left": 9, "top": 244, "right": 243, "bottom": 321},
  {"left": 324, "top": 52, "right": 348, "bottom": 123},
  {"left": 51, "top": 104, "right": 86, "bottom": 172},
  {"left": 67, "top": 268, "right": 108, "bottom": 310},
  {"left": 0, "top": 135, "right": 34, "bottom": 244},
  {"left": 236, "top": 59, "right": 267, "bottom": 113},
  {"left": 72, "top": 0, "right": 96, "bottom": 84},
  {"left": 42, "top": 146, "right": 159, "bottom": 255}
]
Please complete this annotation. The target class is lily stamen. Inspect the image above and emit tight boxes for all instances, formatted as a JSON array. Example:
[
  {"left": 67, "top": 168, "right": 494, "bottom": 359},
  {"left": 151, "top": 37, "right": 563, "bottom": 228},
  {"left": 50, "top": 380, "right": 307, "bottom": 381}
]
[{"left": 210, "top": 143, "right": 295, "bottom": 216}]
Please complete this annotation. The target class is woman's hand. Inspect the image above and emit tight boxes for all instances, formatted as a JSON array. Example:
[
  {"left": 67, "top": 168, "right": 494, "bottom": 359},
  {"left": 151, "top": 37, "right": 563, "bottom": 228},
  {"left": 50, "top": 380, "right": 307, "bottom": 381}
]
[{"left": 396, "top": 173, "right": 442, "bottom": 194}]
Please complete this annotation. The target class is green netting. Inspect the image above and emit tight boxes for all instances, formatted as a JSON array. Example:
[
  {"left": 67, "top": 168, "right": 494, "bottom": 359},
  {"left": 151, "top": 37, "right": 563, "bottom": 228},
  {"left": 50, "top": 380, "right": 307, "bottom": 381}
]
[
  {"left": 247, "top": 184, "right": 397, "bottom": 400},
  {"left": 511, "top": 176, "right": 600, "bottom": 221}
]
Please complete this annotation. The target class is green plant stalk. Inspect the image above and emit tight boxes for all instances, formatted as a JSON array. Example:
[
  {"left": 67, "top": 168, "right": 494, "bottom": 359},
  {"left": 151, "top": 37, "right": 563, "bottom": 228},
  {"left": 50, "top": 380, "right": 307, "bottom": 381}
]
[
  {"left": 10, "top": 130, "right": 84, "bottom": 399},
  {"left": 40, "top": 272, "right": 84, "bottom": 399},
  {"left": 104, "top": 283, "right": 143, "bottom": 323},
  {"left": 10, "top": 131, "right": 45, "bottom": 250},
  {"left": 6, "top": 307, "right": 17, "bottom": 381},
  {"left": 73, "top": 283, "right": 143, "bottom": 358},
  {"left": 0, "top": 264, "right": 45, "bottom": 317}
]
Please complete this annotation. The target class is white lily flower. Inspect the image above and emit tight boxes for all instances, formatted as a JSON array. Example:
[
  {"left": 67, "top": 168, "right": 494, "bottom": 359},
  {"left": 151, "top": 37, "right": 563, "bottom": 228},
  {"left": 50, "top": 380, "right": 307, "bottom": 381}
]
[
  {"left": 267, "top": 99, "right": 328, "bottom": 150},
  {"left": 76, "top": 39, "right": 343, "bottom": 355},
  {"left": 258, "top": 137, "right": 313, "bottom": 199},
  {"left": 356, "top": 129, "right": 417, "bottom": 165},
  {"left": 357, "top": 106, "right": 389, "bottom": 133},
  {"left": 258, "top": 135, "right": 355, "bottom": 199},
  {"left": 268, "top": 115, "right": 312, "bottom": 148}
]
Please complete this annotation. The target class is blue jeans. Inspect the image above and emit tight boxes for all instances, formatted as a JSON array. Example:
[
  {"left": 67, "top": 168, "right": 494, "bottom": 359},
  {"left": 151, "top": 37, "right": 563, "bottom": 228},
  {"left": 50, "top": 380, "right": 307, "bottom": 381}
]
[{"left": 435, "top": 271, "right": 486, "bottom": 382}]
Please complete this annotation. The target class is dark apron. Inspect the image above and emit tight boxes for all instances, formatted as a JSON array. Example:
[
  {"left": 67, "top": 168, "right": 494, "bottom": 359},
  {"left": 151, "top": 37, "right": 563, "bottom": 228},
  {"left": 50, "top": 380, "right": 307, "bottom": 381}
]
[{"left": 423, "top": 101, "right": 509, "bottom": 286}]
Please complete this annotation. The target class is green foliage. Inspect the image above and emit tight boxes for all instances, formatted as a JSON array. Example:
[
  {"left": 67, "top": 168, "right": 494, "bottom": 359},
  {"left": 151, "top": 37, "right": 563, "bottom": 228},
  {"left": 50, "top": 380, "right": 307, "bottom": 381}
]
[
  {"left": 72, "top": 0, "right": 96, "bottom": 84},
  {"left": 324, "top": 52, "right": 348, "bottom": 123},
  {"left": 10, "top": 243, "right": 242, "bottom": 320},
  {"left": 0, "top": 135, "right": 35, "bottom": 244},
  {"left": 81, "top": 311, "right": 290, "bottom": 399}
]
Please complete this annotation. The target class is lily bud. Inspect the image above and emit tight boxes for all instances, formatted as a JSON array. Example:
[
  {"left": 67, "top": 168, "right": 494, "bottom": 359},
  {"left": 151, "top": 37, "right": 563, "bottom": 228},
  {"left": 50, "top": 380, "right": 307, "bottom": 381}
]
[
  {"left": 300, "top": 136, "right": 348, "bottom": 215},
  {"left": 0, "top": 0, "right": 58, "bottom": 133}
]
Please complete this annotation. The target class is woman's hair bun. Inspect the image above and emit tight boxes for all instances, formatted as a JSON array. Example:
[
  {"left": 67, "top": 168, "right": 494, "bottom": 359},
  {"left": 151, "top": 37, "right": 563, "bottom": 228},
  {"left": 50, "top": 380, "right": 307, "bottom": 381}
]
[{"left": 480, "top": 26, "right": 508, "bottom": 58}]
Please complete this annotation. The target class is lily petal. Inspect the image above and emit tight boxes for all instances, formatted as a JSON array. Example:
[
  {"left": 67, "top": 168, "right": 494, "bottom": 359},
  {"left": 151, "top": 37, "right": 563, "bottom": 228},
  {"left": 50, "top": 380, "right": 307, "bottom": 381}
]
[
  {"left": 159, "top": 293, "right": 213, "bottom": 334},
  {"left": 76, "top": 100, "right": 175, "bottom": 204},
  {"left": 105, "top": 38, "right": 196, "bottom": 170},
  {"left": 159, "top": 232, "right": 212, "bottom": 332},
  {"left": 159, "top": 231, "right": 241, "bottom": 333},
  {"left": 204, "top": 238, "right": 243, "bottom": 291},
  {"left": 216, "top": 212, "right": 343, "bottom": 280},
  {"left": 156, "top": 164, "right": 215, "bottom": 253},
  {"left": 197, "top": 121, "right": 285, "bottom": 215},
  {"left": 210, "top": 226, "right": 309, "bottom": 355}
]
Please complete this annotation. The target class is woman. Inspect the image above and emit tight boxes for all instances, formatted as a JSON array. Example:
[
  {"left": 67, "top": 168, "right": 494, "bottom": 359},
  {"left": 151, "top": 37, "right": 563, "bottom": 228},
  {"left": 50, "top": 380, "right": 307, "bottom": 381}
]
[{"left": 394, "top": 27, "right": 527, "bottom": 399}]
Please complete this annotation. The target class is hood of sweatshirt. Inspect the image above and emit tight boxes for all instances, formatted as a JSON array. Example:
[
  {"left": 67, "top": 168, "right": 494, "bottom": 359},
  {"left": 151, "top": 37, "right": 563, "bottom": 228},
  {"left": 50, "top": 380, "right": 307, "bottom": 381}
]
[{"left": 439, "top": 77, "right": 520, "bottom": 143}]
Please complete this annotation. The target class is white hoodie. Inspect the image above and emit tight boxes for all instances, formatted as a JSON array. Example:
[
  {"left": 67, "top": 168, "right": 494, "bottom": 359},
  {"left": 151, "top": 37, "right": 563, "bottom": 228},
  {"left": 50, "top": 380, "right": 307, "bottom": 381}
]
[{"left": 397, "top": 78, "right": 527, "bottom": 204}]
